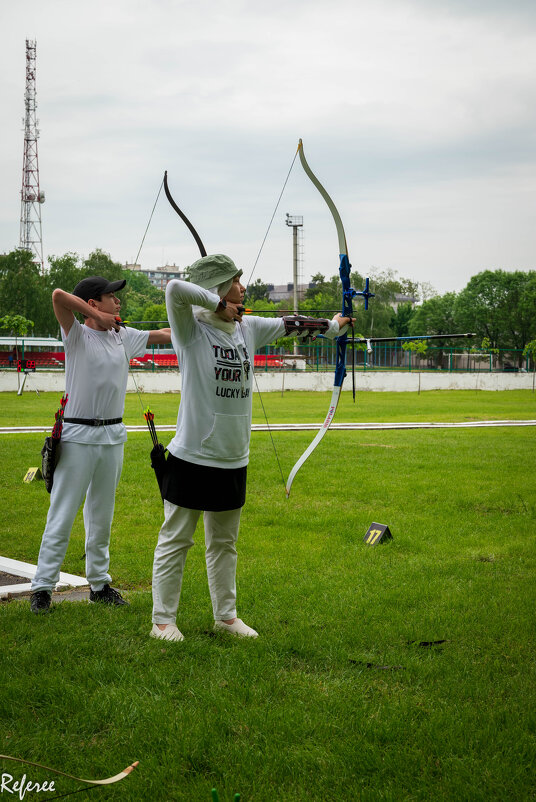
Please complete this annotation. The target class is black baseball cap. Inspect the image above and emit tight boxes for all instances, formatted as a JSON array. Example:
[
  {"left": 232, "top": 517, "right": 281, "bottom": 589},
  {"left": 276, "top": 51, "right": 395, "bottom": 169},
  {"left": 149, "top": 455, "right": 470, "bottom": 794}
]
[{"left": 72, "top": 276, "right": 126, "bottom": 302}]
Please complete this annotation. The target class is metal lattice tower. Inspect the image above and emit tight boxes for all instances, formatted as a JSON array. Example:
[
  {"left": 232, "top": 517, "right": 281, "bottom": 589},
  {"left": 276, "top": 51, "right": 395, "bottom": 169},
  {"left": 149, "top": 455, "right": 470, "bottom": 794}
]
[{"left": 19, "top": 39, "right": 45, "bottom": 271}]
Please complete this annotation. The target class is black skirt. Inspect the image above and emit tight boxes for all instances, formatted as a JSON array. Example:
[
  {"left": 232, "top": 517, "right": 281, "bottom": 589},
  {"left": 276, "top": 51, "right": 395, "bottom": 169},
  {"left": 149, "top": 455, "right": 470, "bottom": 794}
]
[{"left": 161, "top": 453, "right": 247, "bottom": 511}]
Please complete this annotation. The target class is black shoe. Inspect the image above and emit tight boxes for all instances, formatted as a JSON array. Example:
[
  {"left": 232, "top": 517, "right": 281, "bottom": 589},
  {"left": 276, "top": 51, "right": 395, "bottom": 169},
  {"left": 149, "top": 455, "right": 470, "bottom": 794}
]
[
  {"left": 31, "top": 590, "right": 52, "bottom": 614},
  {"left": 89, "top": 584, "right": 129, "bottom": 606}
]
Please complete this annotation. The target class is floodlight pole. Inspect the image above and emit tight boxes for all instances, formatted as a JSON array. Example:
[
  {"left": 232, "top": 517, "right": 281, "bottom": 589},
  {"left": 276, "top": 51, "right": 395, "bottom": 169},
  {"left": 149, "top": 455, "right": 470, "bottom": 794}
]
[{"left": 285, "top": 213, "right": 303, "bottom": 356}]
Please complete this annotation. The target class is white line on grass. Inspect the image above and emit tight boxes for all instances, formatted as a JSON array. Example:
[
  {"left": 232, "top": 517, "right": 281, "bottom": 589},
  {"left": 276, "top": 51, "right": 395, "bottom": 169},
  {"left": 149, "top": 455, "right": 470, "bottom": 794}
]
[{"left": 1, "top": 420, "right": 536, "bottom": 435}]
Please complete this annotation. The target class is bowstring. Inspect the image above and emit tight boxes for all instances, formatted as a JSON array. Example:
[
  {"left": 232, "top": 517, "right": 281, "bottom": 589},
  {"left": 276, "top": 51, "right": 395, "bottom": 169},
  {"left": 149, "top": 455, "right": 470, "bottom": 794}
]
[
  {"left": 133, "top": 176, "right": 164, "bottom": 267},
  {"left": 120, "top": 335, "right": 146, "bottom": 416},
  {"left": 245, "top": 147, "right": 299, "bottom": 289},
  {"left": 127, "top": 152, "right": 300, "bottom": 488},
  {"left": 253, "top": 371, "right": 286, "bottom": 489},
  {"left": 245, "top": 146, "right": 299, "bottom": 490},
  {"left": 127, "top": 176, "right": 167, "bottom": 431}
]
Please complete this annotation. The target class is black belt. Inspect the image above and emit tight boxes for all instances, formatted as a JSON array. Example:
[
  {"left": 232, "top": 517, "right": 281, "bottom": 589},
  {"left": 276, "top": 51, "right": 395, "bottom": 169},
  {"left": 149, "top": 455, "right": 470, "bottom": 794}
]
[{"left": 63, "top": 417, "right": 123, "bottom": 426}]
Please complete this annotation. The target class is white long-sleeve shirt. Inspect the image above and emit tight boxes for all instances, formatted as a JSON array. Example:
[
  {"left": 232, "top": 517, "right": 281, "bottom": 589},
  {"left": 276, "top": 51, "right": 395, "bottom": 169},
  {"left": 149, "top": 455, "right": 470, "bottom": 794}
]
[{"left": 165, "top": 280, "right": 342, "bottom": 469}]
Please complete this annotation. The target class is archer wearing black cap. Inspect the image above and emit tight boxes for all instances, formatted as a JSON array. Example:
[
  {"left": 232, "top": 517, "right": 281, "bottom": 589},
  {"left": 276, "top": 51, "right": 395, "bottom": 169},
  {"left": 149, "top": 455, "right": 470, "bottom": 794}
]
[
  {"left": 71, "top": 275, "right": 128, "bottom": 302},
  {"left": 30, "top": 276, "right": 172, "bottom": 614}
]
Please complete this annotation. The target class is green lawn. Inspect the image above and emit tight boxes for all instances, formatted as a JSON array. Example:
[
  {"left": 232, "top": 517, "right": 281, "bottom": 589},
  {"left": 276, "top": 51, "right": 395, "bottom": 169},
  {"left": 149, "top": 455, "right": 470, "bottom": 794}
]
[
  {"left": 0, "top": 391, "right": 534, "bottom": 800},
  {"left": 3, "top": 387, "right": 535, "bottom": 426}
]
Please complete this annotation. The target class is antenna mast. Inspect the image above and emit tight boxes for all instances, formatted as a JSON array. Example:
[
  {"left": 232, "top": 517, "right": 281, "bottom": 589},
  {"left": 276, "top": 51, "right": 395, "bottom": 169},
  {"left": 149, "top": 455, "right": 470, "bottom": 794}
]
[{"left": 19, "top": 39, "right": 45, "bottom": 271}]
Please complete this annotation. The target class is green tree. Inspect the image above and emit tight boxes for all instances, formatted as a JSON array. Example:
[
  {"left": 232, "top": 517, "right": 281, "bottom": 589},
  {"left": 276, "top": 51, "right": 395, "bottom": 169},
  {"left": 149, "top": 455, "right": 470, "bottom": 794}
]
[
  {"left": 45, "top": 250, "right": 126, "bottom": 334},
  {"left": 0, "top": 313, "right": 34, "bottom": 355},
  {"left": 0, "top": 314, "right": 35, "bottom": 388},
  {"left": 83, "top": 248, "right": 123, "bottom": 280},
  {"left": 455, "top": 270, "right": 536, "bottom": 362},
  {"left": 391, "top": 301, "right": 414, "bottom": 337},
  {"left": 45, "top": 250, "right": 167, "bottom": 332},
  {"left": 0, "top": 248, "right": 51, "bottom": 335},
  {"left": 303, "top": 273, "right": 340, "bottom": 310},
  {"left": 523, "top": 339, "right": 536, "bottom": 391},
  {"left": 0, "top": 249, "right": 50, "bottom": 335},
  {"left": 44, "top": 252, "right": 84, "bottom": 334},
  {"left": 138, "top": 302, "right": 168, "bottom": 330},
  {"left": 301, "top": 268, "right": 422, "bottom": 338},
  {"left": 406, "top": 292, "right": 462, "bottom": 367},
  {"left": 409, "top": 292, "right": 459, "bottom": 336},
  {"left": 351, "top": 270, "right": 397, "bottom": 337},
  {"left": 47, "top": 249, "right": 122, "bottom": 295},
  {"left": 402, "top": 339, "right": 429, "bottom": 392},
  {"left": 246, "top": 299, "right": 278, "bottom": 315},
  {"left": 0, "top": 313, "right": 34, "bottom": 334},
  {"left": 47, "top": 252, "right": 86, "bottom": 292},
  {"left": 245, "top": 279, "right": 271, "bottom": 304},
  {"left": 120, "top": 268, "right": 164, "bottom": 322},
  {"left": 503, "top": 271, "right": 536, "bottom": 354}
]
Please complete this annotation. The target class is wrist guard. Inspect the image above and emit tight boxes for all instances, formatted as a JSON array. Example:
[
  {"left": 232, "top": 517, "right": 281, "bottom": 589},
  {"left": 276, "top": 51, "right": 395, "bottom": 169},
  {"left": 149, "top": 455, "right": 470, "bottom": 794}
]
[{"left": 282, "top": 315, "right": 330, "bottom": 340}]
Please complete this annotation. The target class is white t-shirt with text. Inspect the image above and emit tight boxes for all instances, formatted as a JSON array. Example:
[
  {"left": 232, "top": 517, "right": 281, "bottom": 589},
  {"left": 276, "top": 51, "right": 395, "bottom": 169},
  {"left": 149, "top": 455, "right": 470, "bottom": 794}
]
[{"left": 165, "top": 280, "right": 342, "bottom": 469}]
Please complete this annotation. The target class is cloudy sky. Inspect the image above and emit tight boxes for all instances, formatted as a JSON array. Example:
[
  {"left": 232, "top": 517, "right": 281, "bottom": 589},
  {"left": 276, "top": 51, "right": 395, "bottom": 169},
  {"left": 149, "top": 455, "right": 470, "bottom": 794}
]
[{"left": 1, "top": 0, "right": 535, "bottom": 296}]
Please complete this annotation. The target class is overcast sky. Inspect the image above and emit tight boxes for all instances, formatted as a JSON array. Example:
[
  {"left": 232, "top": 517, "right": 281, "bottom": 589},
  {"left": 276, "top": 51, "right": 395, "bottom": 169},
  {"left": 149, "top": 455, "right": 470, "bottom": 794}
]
[{"left": 1, "top": 0, "right": 535, "bottom": 297}]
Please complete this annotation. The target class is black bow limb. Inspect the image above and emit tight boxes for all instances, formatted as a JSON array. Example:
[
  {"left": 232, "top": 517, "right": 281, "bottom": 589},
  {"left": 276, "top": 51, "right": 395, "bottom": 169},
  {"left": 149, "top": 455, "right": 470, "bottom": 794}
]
[{"left": 163, "top": 171, "right": 207, "bottom": 258}]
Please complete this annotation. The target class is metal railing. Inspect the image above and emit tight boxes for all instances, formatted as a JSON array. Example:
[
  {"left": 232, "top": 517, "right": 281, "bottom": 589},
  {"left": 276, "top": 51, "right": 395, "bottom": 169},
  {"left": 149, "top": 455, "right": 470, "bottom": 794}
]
[
  {"left": 0, "top": 342, "right": 532, "bottom": 373},
  {"left": 254, "top": 343, "right": 531, "bottom": 373}
]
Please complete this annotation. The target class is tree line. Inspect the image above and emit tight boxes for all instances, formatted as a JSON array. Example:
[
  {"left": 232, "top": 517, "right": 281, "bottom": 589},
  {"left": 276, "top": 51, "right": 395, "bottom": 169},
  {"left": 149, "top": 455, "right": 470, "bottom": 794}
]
[
  {"left": 0, "top": 248, "right": 166, "bottom": 337},
  {"left": 247, "top": 267, "right": 536, "bottom": 360},
  {"left": 1, "top": 247, "right": 535, "bottom": 363}
]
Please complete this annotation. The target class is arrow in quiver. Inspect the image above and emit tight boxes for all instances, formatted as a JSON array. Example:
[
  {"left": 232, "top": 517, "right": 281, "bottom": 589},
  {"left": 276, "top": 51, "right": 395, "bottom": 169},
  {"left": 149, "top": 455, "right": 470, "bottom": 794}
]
[
  {"left": 144, "top": 407, "right": 167, "bottom": 498},
  {"left": 41, "top": 394, "right": 68, "bottom": 493}
]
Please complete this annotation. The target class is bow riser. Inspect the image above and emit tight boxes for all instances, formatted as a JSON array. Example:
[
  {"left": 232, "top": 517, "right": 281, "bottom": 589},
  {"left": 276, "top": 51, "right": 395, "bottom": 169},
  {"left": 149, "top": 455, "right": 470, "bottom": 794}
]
[{"left": 334, "top": 253, "right": 353, "bottom": 388}]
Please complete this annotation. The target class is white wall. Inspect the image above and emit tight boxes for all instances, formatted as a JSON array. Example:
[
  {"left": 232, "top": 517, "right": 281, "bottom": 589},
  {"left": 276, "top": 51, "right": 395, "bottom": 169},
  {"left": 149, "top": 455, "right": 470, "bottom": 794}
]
[{"left": 1, "top": 370, "right": 533, "bottom": 393}]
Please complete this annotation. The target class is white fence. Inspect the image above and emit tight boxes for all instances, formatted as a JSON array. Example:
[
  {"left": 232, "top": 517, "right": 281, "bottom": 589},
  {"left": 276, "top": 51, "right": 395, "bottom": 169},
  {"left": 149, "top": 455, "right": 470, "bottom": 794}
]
[{"left": 1, "top": 369, "right": 533, "bottom": 393}]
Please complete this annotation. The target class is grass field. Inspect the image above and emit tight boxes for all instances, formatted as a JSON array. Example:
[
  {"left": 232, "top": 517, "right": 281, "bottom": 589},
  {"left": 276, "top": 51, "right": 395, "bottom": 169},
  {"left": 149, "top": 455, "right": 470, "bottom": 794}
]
[
  {"left": 3, "top": 387, "right": 535, "bottom": 426},
  {"left": 0, "top": 390, "right": 535, "bottom": 801}
]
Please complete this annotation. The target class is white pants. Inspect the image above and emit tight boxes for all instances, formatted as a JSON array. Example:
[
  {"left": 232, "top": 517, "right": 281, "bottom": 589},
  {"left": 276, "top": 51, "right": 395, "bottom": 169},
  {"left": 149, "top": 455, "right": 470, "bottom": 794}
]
[
  {"left": 152, "top": 501, "right": 242, "bottom": 624},
  {"left": 32, "top": 441, "right": 124, "bottom": 593}
]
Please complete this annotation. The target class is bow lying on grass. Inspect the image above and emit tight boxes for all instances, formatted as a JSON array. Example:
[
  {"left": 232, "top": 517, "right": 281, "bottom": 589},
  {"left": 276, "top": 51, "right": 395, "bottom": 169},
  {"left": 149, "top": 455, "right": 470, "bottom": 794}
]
[{"left": 0, "top": 754, "right": 138, "bottom": 799}]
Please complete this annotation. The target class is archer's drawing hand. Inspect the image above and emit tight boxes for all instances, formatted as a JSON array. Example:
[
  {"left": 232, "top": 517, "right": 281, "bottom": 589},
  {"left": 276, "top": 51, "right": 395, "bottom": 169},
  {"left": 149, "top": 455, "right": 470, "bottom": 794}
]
[
  {"left": 95, "top": 311, "right": 122, "bottom": 331},
  {"left": 216, "top": 301, "right": 244, "bottom": 322}
]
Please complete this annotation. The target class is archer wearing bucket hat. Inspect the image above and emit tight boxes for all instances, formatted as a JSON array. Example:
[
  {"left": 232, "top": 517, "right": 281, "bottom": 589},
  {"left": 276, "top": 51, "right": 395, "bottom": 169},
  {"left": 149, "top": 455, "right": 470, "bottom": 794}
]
[
  {"left": 150, "top": 254, "right": 355, "bottom": 643},
  {"left": 30, "top": 276, "right": 172, "bottom": 615},
  {"left": 186, "top": 254, "right": 243, "bottom": 298}
]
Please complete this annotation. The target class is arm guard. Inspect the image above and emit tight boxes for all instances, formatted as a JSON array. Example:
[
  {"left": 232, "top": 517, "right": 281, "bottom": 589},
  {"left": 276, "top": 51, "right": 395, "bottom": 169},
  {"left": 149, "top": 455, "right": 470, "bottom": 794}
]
[{"left": 282, "top": 315, "right": 331, "bottom": 339}]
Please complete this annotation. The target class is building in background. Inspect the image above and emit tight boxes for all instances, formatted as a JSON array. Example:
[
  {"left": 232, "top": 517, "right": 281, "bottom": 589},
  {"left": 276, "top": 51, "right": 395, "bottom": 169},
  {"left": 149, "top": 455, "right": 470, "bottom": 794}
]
[
  {"left": 125, "top": 263, "right": 187, "bottom": 291},
  {"left": 266, "top": 282, "right": 317, "bottom": 304},
  {"left": 392, "top": 293, "right": 417, "bottom": 311}
]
